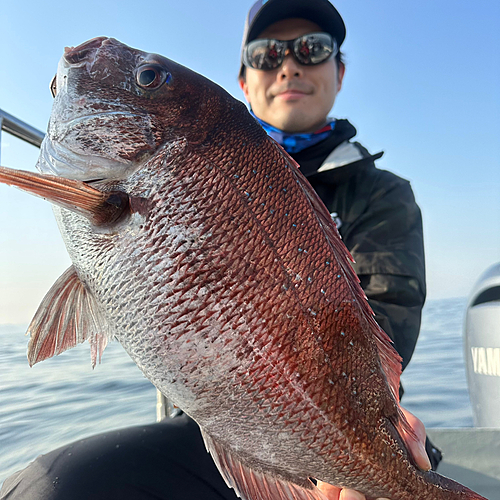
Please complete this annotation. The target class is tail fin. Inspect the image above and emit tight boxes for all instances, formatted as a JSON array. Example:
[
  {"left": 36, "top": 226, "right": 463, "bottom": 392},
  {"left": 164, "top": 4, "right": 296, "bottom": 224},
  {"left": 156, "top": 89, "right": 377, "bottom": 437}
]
[{"left": 420, "top": 469, "right": 488, "bottom": 500}]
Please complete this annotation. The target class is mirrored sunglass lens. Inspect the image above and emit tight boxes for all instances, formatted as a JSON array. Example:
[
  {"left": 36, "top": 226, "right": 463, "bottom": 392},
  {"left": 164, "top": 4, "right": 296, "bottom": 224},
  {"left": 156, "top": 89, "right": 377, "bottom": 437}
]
[
  {"left": 293, "top": 33, "right": 335, "bottom": 65},
  {"left": 245, "top": 39, "right": 284, "bottom": 70}
]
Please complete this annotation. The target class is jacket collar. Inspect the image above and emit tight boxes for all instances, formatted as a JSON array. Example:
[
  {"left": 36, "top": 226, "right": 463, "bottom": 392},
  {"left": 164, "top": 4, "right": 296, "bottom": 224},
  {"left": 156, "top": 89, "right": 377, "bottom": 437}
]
[{"left": 289, "top": 119, "right": 383, "bottom": 180}]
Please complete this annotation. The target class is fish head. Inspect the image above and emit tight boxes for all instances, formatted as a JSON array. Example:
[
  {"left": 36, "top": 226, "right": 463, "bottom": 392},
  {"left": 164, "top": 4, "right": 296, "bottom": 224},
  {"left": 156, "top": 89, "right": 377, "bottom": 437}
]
[
  {"left": 38, "top": 36, "right": 230, "bottom": 182},
  {"left": 3, "top": 36, "right": 258, "bottom": 231}
]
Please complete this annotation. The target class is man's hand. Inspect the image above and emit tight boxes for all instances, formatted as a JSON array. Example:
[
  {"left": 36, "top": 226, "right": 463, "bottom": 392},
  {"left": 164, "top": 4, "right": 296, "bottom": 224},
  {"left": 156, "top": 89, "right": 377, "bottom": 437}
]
[
  {"left": 399, "top": 406, "right": 432, "bottom": 472},
  {"left": 316, "top": 407, "right": 431, "bottom": 500}
]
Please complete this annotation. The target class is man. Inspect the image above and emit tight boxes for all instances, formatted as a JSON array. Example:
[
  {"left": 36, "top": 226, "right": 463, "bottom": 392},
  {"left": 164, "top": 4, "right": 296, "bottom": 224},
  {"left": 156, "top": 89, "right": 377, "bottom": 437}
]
[{"left": 0, "top": 2, "right": 437, "bottom": 500}]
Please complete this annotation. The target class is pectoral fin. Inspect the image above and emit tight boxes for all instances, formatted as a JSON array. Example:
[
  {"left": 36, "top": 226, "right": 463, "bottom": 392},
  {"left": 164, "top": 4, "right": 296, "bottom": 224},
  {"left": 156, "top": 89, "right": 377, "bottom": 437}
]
[
  {"left": 200, "top": 429, "right": 328, "bottom": 500},
  {"left": 0, "top": 166, "right": 128, "bottom": 226},
  {"left": 27, "top": 266, "right": 109, "bottom": 367}
]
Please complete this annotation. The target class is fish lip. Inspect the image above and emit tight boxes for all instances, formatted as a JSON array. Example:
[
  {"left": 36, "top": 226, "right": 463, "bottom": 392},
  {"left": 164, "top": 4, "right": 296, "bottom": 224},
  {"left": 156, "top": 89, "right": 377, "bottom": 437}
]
[
  {"left": 43, "top": 110, "right": 144, "bottom": 179},
  {"left": 37, "top": 136, "right": 88, "bottom": 177},
  {"left": 36, "top": 135, "right": 134, "bottom": 182}
]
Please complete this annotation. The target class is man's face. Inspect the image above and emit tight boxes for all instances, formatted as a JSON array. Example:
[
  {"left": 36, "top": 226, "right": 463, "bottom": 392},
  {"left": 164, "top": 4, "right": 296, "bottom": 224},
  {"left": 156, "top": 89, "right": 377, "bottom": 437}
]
[{"left": 239, "top": 18, "right": 345, "bottom": 134}]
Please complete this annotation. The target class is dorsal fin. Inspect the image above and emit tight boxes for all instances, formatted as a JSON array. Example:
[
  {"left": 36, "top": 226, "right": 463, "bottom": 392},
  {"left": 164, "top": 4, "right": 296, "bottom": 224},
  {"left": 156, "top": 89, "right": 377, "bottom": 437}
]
[
  {"left": 201, "top": 429, "right": 329, "bottom": 500},
  {"left": 27, "top": 266, "right": 109, "bottom": 367}
]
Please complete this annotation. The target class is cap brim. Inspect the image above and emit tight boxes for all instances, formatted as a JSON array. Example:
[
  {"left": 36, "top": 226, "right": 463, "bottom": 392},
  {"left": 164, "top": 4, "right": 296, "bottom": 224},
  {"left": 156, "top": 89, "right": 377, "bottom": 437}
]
[{"left": 247, "top": 0, "right": 345, "bottom": 46}]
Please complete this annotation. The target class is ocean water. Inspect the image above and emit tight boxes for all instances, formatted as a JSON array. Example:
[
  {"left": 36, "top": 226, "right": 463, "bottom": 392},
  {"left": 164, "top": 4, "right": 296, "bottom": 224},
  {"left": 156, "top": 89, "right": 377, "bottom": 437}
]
[
  {"left": 400, "top": 297, "right": 473, "bottom": 428},
  {"left": 0, "top": 297, "right": 473, "bottom": 485}
]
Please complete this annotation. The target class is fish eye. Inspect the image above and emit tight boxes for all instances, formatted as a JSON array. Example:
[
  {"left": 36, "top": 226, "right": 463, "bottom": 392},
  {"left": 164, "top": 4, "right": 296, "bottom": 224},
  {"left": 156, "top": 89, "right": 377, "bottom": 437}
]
[
  {"left": 50, "top": 75, "right": 57, "bottom": 98},
  {"left": 135, "top": 64, "right": 171, "bottom": 90}
]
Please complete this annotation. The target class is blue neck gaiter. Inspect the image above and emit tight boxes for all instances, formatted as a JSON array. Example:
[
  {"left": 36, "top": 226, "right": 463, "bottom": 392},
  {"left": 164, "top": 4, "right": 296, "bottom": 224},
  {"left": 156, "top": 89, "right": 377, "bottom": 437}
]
[{"left": 250, "top": 111, "right": 335, "bottom": 154}]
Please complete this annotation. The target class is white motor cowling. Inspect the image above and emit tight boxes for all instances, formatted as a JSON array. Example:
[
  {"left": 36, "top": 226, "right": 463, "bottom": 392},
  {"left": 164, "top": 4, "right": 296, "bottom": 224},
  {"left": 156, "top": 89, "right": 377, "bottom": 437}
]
[{"left": 464, "top": 263, "right": 500, "bottom": 427}]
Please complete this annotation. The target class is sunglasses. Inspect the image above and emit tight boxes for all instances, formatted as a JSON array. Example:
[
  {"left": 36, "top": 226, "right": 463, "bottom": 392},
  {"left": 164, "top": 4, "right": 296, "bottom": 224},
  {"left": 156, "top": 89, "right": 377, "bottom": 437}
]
[{"left": 243, "top": 32, "right": 338, "bottom": 71}]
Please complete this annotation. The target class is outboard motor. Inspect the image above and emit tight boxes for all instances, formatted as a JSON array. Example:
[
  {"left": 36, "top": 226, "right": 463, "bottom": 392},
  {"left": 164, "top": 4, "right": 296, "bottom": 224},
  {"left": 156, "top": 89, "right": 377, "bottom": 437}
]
[{"left": 464, "top": 262, "right": 500, "bottom": 427}]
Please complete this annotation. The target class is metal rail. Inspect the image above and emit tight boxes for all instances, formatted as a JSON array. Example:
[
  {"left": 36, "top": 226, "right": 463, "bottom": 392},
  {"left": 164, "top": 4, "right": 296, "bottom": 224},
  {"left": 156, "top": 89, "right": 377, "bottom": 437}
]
[{"left": 0, "top": 108, "right": 45, "bottom": 163}]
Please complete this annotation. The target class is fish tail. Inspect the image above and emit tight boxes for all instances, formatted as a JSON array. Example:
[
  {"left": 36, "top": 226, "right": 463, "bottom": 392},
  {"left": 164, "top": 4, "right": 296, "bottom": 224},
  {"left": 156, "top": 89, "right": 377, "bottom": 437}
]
[{"left": 413, "top": 469, "right": 487, "bottom": 500}]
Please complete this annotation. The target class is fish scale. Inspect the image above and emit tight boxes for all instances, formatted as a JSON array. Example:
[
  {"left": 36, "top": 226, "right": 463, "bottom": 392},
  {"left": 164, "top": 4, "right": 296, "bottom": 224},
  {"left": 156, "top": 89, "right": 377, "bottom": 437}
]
[{"left": 0, "top": 37, "right": 487, "bottom": 500}]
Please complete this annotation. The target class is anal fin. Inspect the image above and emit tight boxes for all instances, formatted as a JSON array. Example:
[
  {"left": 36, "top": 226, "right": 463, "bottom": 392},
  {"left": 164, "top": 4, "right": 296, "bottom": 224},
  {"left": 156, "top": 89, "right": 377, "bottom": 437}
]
[
  {"left": 201, "top": 430, "right": 329, "bottom": 500},
  {"left": 27, "top": 266, "right": 109, "bottom": 367}
]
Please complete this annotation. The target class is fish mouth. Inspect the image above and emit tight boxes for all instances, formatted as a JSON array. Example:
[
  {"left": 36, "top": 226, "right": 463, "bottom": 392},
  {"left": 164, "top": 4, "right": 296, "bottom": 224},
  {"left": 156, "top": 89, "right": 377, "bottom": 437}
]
[
  {"left": 37, "top": 110, "right": 155, "bottom": 181},
  {"left": 36, "top": 136, "right": 131, "bottom": 182}
]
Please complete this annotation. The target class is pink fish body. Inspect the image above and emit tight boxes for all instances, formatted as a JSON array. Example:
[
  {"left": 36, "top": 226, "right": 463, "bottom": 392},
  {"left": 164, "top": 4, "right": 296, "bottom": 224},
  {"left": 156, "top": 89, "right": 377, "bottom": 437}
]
[{"left": 0, "top": 38, "right": 487, "bottom": 500}]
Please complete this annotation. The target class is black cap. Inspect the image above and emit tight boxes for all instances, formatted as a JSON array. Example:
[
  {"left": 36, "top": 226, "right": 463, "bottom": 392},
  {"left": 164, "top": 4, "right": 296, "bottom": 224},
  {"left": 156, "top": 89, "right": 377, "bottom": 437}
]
[{"left": 239, "top": 0, "right": 346, "bottom": 77}]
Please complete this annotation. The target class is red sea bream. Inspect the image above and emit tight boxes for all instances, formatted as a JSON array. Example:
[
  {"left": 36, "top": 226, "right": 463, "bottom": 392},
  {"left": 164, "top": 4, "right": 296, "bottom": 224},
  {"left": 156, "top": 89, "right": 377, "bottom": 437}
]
[{"left": 0, "top": 37, "right": 487, "bottom": 500}]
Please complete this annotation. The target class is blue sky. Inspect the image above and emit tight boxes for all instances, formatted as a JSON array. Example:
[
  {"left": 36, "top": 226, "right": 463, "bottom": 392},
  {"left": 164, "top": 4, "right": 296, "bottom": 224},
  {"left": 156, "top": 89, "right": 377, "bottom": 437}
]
[{"left": 1, "top": 0, "right": 499, "bottom": 324}]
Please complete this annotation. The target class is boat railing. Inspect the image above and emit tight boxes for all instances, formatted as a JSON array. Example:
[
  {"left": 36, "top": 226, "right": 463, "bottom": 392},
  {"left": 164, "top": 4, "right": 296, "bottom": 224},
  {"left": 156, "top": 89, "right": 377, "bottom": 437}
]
[{"left": 0, "top": 108, "right": 45, "bottom": 164}]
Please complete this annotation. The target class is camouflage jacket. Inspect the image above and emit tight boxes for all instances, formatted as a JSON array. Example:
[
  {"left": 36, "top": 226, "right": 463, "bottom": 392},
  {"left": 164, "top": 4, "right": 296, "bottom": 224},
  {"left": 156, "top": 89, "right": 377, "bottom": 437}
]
[{"left": 292, "top": 120, "right": 426, "bottom": 371}]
